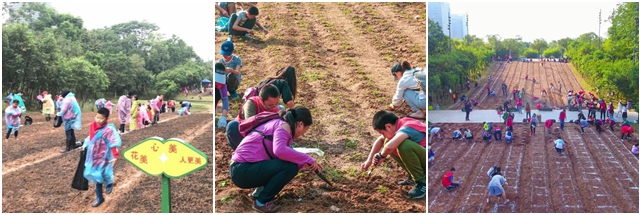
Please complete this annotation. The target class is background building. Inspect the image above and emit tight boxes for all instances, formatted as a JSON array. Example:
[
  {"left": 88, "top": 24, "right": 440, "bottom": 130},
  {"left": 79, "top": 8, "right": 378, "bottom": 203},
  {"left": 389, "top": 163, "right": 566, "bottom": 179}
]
[
  {"left": 451, "top": 13, "right": 468, "bottom": 40},
  {"left": 428, "top": 2, "right": 450, "bottom": 36}
]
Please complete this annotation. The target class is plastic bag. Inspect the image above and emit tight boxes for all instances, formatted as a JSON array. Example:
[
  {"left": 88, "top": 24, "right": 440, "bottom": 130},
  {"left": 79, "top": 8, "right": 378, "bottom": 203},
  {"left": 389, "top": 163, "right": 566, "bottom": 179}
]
[
  {"left": 71, "top": 149, "right": 89, "bottom": 191},
  {"left": 215, "top": 17, "right": 230, "bottom": 32}
]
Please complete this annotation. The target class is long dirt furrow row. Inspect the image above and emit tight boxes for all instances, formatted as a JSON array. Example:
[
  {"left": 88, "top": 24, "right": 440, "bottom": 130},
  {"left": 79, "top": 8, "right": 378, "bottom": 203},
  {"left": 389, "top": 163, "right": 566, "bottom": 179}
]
[
  {"left": 582, "top": 127, "right": 638, "bottom": 212},
  {"left": 475, "top": 64, "right": 507, "bottom": 109},
  {"left": 496, "top": 138, "right": 525, "bottom": 212},
  {"left": 428, "top": 125, "right": 489, "bottom": 212},
  {"left": 461, "top": 137, "right": 510, "bottom": 213},
  {"left": 2, "top": 115, "right": 211, "bottom": 213},
  {"left": 526, "top": 127, "right": 552, "bottom": 213},
  {"left": 564, "top": 126, "right": 618, "bottom": 213},
  {"left": 543, "top": 129, "right": 584, "bottom": 212},
  {"left": 514, "top": 123, "right": 534, "bottom": 212}
]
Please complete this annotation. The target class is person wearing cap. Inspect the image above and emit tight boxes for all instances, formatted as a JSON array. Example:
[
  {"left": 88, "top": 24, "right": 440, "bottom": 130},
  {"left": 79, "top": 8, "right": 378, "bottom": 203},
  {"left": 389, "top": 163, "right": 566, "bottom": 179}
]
[
  {"left": 57, "top": 89, "right": 82, "bottom": 153},
  {"left": 116, "top": 91, "right": 134, "bottom": 133},
  {"left": 215, "top": 62, "right": 231, "bottom": 128},
  {"left": 41, "top": 91, "right": 55, "bottom": 122},
  {"left": 388, "top": 61, "right": 426, "bottom": 119},
  {"left": 362, "top": 110, "right": 426, "bottom": 199},
  {"left": 218, "top": 41, "right": 243, "bottom": 99},
  {"left": 10, "top": 90, "right": 26, "bottom": 114},
  {"left": 227, "top": 6, "right": 269, "bottom": 41}
]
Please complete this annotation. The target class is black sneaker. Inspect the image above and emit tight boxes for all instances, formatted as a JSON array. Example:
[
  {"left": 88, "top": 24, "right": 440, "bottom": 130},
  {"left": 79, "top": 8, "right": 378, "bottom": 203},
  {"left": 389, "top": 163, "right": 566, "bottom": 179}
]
[
  {"left": 398, "top": 176, "right": 415, "bottom": 186},
  {"left": 408, "top": 182, "right": 426, "bottom": 199}
]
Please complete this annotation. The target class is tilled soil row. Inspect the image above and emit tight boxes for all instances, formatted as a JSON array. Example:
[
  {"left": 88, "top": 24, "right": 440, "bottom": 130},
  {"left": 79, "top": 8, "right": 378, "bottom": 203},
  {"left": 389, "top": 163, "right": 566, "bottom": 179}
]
[
  {"left": 2, "top": 114, "right": 181, "bottom": 174},
  {"left": 2, "top": 114, "right": 211, "bottom": 213},
  {"left": 428, "top": 123, "right": 639, "bottom": 213},
  {"left": 111, "top": 120, "right": 214, "bottom": 213}
]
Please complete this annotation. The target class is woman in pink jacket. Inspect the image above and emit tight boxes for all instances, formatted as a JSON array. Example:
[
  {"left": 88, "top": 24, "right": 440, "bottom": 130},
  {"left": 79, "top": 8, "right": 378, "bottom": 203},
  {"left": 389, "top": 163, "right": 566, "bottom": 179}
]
[{"left": 229, "top": 107, "right": 320, "bottom": 213}]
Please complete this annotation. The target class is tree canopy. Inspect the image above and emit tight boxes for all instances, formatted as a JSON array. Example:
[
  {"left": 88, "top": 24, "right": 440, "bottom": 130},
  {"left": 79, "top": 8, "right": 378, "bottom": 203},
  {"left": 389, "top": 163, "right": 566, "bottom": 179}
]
[
  {"left": 2, "top": 3, "right": 212, "bottom": 109},
  {"left": 428, "top": 2, "right": 638, "bottom": 105}
]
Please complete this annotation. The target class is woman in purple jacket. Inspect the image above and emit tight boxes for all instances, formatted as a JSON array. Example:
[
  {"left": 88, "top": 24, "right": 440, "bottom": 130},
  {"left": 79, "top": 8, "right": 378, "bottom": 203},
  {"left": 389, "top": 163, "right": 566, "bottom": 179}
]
[{"left": 229, "top": 107, "right": 322, "bottom": 213}]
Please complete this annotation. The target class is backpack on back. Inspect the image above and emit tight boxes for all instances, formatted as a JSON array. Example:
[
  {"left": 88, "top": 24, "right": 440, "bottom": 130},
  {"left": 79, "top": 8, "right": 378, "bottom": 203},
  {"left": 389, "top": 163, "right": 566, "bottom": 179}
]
[
  {"left": 242, "top": 78, "right": 278, "bottom": 104},
  {"left": 229, "top": 112, "right": 281, "bottom": 151}
]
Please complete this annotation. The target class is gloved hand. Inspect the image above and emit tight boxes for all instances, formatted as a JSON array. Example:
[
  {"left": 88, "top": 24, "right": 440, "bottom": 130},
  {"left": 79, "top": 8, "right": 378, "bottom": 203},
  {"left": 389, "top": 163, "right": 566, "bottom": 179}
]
[{"left": 217, "top": 116, "right": 227, "bottom": 128}]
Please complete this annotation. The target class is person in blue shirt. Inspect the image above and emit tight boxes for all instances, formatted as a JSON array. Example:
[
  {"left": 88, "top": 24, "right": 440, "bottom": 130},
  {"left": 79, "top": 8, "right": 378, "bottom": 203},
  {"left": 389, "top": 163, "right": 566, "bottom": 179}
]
[
  {"left": 428, "top": 146, "right": 434, "bottom": 166},
  {"left": 505, "top": 130, "right": 513, "bottom": 144}
]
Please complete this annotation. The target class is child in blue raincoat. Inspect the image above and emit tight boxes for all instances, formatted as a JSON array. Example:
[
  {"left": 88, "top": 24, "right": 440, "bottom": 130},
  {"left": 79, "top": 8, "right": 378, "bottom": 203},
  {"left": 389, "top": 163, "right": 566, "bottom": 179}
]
[{"left": 82, "top": 108, "right": 122, "bottom": 207}]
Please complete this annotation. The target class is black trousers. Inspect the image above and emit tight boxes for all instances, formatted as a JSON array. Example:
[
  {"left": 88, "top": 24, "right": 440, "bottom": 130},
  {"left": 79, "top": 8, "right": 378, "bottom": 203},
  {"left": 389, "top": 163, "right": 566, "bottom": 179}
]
[
  {"left": 465, "top": 111, "right": 470, "bottom": 120},
  {"left": 228, "top": 13, "right": 257, "bottom": 36},
  {"left": 230, "top": 159, "right": 298, "bottom": 203},
  {"left": 5, "top": 129, "right": 18, "bottom": 139},
  {"left": 600, "top": 110, "right": 606, "bottom": 119}
]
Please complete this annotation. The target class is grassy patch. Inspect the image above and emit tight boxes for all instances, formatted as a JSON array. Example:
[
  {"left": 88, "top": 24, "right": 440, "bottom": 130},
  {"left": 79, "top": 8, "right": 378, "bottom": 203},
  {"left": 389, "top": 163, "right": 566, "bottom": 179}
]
[
  {"left": 217, "top": 180, "right": 230, "bottom": 187},
  {"left": 345, "top": 138, "right": 358, "bottom": 149}
]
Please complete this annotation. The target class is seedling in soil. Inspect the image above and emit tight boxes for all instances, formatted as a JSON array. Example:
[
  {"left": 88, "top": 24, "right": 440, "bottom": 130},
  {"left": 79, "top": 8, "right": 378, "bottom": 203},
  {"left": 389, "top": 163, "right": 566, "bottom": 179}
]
[
  {"left": 377, "top": 186, "right": 388, "bottom": 194},
  {"left": 217, "top": 180, "right": 230, "bottom": 187},
  {"left": 347, "top": 153, "right": 364, "bottom": 162},
  {"left": 295, "top": 172, "right": 307, "bottom": 179},
  {"left": 221, "top": 195, "right": 234, "bottom": 203},
  {"left": 343, "top": 166, "right": 360, "bottom": 178},
  {"left": 371, "top": 90, "right": 380, "bottom": 96},
  {"left": 345, "top": 139, "right": 358, "bottom": 149}
]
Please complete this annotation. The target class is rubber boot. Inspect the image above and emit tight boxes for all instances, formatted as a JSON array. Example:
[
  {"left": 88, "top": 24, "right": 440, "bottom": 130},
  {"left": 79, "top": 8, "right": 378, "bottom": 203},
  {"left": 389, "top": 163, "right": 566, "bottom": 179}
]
[
  {"left": 119, "top": 124, "right": 125, "bottom": 133},
  {"left": 60, "top": 138, "right": 71, "bottom": 153},
  {"left": 93, "top": 183, "right": 105, "bottom": 207},
  {"left": 106, "top": 184, "right": 113, "bottom": 194}
]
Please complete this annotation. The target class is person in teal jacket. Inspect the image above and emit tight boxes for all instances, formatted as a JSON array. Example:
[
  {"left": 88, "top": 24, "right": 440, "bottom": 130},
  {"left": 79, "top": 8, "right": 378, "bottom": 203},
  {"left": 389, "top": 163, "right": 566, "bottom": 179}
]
[{"left": 10, "top": 90, "right": 26, "bottom": 114}]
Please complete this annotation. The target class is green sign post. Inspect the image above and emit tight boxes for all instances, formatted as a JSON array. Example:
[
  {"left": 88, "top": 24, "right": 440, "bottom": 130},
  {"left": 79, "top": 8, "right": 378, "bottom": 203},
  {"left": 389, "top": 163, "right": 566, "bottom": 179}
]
[{"left": 123, "top": 137, "right": 209, "bottom": 213}]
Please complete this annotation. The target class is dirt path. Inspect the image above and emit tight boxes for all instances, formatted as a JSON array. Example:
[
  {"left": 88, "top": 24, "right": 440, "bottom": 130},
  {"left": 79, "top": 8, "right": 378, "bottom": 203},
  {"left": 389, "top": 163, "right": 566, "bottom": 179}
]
[
  {"left": 215, "top": 2, "right": 426, "bottom": 213},
  {"left": 428, "top": 122, "right": 639, "bottom": 213}
]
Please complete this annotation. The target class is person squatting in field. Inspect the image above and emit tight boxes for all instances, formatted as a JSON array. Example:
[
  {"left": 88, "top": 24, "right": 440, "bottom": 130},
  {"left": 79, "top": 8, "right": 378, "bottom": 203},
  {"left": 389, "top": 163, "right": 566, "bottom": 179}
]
[
  {"left": 81, "top": 108, "right": 122, "bottom": 207},
  {"left": 227, "top": 6, "right": 269, "bottom": 42},
  {"left": 116, "top": 91, "right": 134, "bottom": 134},
  {"left": 215, "top": 62, "right": 231, "bottom": 129},
  {"left": 388, "top": 61, "right": 426, "bottom": 119},
  {"left": 554, "top": 136, "right": 565, "bottom": 155},
  {"left": 42, "top": 91, "right": 55, "bottom": 122},
  {"left": 362, "top": 110, "right": 426, "bottom": 199},
  {"left": 218, "top": 41, "right": 243, "bottom": 99},
  {"left": 58, "top": 89, "right": 83, "bottom": 153},
  {"left": 229, "top": 107, "right": 318, "bottom": 213},
  {"left": 178, "top": 101, "right": 192, "bottom": 116},
  {"left": 5, "top": 100, "right": 22, "bottom": 141},
  {"left": 442, "top": 167, "right": 460, "bottom": 190},
  {"left": 226, "top": 84, "right": 281, "bottom": 148}
]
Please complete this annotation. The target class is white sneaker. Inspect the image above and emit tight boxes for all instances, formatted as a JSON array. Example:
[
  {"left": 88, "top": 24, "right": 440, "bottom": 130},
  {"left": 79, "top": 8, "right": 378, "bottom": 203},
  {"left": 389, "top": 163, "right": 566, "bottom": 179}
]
[{"left": 408, "top": 110, "right": 425, "bottom": 119}]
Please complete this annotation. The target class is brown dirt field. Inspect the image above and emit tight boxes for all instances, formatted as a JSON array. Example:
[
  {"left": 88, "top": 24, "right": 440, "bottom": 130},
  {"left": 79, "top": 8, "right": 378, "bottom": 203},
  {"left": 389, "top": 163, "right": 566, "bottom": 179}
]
[
  {"left": 215, "top": 2, "right": 426, "bottom": 213},
  {"left": 427, "top": 122, "right": 639, "bottom": 213},
  {"left": 451, "top": 61, "right": 586, "bottom": 110},
  {"left": 2, "top": 111, "right": 213, "bottom": 213}
]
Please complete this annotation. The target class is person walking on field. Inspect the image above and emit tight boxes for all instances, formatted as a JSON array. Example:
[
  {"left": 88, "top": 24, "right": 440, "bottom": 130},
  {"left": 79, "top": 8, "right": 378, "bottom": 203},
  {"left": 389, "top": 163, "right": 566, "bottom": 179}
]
[
  {"left": 616, "top": 101, "right": 623, "bottom": 117},
  {"left": 58, "top": 89, "right": 82, "bottom": 153},
  {"left": 530, "top": 113, "right": 538, "bottom": 136},
  {"left": 599, "top": 99, "right": 607, "bottom": 120},
  {"left": 116, "top": 91, "right": 133, "bottom": 134},
  {"left": 42, "top": 91, "right": 55, "bottom": 122},
  {"left": 464, "top": 100, "right": 472, "bottom": 121},
  {"left": 559, "top": 109, "right": 566, "bottom": 131}
]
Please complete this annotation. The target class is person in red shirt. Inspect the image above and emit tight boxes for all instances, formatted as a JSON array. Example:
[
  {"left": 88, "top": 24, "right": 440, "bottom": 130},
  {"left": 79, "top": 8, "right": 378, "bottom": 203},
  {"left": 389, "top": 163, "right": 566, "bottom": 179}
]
[
  {"left": 599, "top": 100, "right": 606, "bottom": 120},
  {"left": 442, "top": 167, "right": 460, "bottom": 190},
  {"left": 559, "top": 109, "right": 566, "bottom": 130},
  {"left": 506, "top": 114, "right": 514, "bottom": 132},
  {"left": 545, "top": 119, "right": 554, "bottom": 136},
  {"left": 621, "top": 124, "right": 634, "bottom": 141}
]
